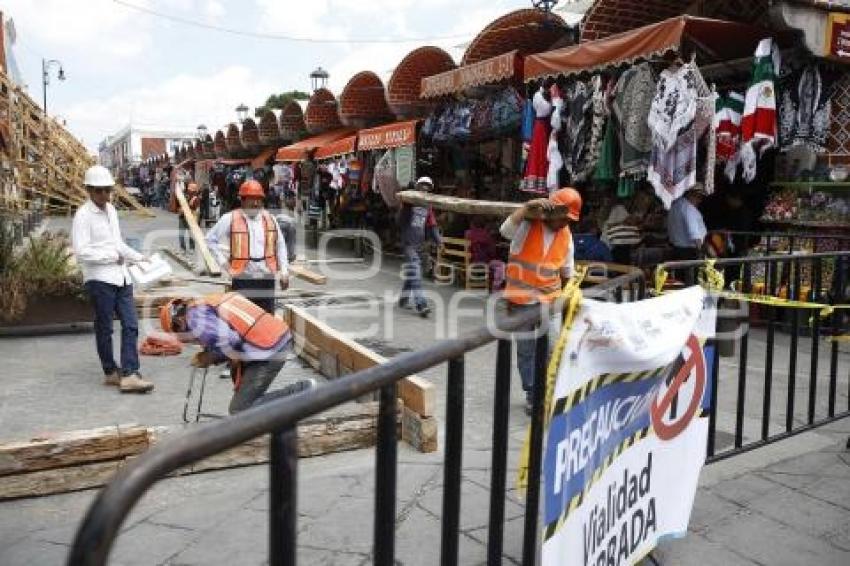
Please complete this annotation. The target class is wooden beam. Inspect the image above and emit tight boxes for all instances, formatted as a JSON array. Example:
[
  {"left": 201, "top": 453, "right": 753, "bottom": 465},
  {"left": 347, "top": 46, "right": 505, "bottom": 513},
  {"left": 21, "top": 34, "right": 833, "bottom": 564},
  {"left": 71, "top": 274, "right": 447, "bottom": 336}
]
[
  {"left": 397, "top": 190, "right": 570, "bottom": 220},
  {"left": 175, "top": 184, "right": 221, "bottom": 276},
  {"left": 286, "top": 306, "right": 436, "bottom": 420},
  {"left": 0, "top": 424, "right": 151, "bottom": 476},
  {"left": 289, "top": 263, "right": 327, "bottom": 285},
  {"left": 115, "top": 185, "right": 155, "bottom": 217}
]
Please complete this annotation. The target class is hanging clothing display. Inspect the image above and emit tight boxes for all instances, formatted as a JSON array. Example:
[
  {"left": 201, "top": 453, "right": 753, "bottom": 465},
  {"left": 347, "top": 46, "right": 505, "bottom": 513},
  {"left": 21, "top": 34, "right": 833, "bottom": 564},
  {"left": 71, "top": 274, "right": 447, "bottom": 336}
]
[
  {"left": 778, "top": 64, "right": 833, "bottom": 151},
  {"left": 647, "top": 64, "right": 698, "bottom": 208},
  {"left": 547, "top": 84, "right": 565, "bottom": 192},
  {"left": 580, "top": 75, "right": 609, "bottom": 183},
  {"left": 612, "top": 63, "right": 656, "bottom": 176},
  {"left": 373, "top": 149, "right": 400, "bottom": 208},
  {"left": 519, "top": 88, "right": 552, "bottom": 194},
  {"left": 395, "top": 145, "right": 415, "bottom": 187},
  {"left": 741, "top": 38, "right": 780, "bottom": 183},
  {"left": 715, "top": 92, "right": 745, "bottom": 182},
  {"left": 593, "top": 118, "right": 618, "bottom": 184},
  {"left": 564, "top": 80, "right": 592, "bottom": 182}
]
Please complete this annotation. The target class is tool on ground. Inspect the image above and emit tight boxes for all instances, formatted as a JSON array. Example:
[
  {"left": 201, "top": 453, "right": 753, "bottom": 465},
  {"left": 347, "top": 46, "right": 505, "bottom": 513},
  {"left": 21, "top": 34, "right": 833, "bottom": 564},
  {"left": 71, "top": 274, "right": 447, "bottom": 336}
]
[{"left": 182, "top": 367, "right": 223, "bottom": 423}]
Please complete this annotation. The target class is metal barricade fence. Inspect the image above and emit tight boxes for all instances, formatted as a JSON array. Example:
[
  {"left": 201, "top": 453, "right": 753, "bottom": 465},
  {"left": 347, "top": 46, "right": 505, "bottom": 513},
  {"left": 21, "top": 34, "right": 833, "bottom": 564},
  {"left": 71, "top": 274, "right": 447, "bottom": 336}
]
[
  {"left": 659, "top": 251, "right": 850, "bottom": 462},
  {"left": 67, "top": 271, "right": 646, "bottom": 566}
]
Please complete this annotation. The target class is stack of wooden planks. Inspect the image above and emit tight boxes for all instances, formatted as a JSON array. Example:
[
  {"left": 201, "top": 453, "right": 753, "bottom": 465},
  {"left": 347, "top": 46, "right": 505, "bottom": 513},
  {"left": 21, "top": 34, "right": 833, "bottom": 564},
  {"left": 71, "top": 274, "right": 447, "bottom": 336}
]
[
  {"left": 285, "top": 306, "right": 437, "bottom": 452},
  {"left": 0, "top": 402, "right": 398, "bottom": 500}
]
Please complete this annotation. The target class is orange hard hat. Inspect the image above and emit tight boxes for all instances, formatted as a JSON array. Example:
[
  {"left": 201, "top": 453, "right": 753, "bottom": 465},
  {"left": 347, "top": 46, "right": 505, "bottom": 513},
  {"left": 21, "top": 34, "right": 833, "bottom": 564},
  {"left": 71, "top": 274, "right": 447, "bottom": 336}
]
[
  {"left": 159, "top": 299, "right": 185, "bottom": 333},
  {"left": 238, "top": 179, "right": 265, "bottom": 199},
  {"left": 549, "top": 187, "right": 582, "bottom": 221}
]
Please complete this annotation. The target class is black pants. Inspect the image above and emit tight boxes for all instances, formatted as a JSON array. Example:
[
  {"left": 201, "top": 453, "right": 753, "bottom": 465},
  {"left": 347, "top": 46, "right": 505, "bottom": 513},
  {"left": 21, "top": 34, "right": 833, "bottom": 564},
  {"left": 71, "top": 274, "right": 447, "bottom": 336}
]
[
  {"left": 671, "top": 247, "right": 700, "bottom": 286},
  {"left": 231, "top": 276, "right": 276, "bottom": 314},
  {"left": 178, "top": 215, "right": 194, "bottom": 251}
]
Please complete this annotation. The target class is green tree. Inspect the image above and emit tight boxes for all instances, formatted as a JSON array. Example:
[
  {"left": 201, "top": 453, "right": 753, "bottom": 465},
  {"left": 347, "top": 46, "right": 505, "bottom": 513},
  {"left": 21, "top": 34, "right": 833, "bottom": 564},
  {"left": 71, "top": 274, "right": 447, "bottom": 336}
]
[{"left": 255, "top": 90, "right": 310, "bottom": 116}]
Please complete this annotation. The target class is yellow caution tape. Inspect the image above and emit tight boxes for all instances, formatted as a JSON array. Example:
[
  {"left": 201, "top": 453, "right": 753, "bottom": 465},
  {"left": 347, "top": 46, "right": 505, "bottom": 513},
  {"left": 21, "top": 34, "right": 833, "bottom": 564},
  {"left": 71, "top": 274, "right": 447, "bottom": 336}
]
[{"left": 517, "top": 266, "right": 586, "bottom": 494}]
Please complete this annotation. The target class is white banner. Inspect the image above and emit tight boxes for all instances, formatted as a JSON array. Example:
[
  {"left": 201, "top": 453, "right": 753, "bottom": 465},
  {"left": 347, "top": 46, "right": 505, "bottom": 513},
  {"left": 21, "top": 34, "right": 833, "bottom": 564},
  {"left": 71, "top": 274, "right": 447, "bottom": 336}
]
[{"left": 542, "top": 286, "right": 716, "bottom": 566}]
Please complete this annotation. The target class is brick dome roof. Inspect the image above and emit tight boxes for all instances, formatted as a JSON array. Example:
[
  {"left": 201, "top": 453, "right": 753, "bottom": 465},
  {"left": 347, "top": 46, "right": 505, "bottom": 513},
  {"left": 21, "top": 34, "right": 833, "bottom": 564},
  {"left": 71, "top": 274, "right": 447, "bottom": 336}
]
[
  {"left": 305, "top": 88, "right": 343, "bottom": 135},
  {"left": 338, "top": 71, "right": 394, "bottom": 128},
  {"left": 580, "top": 0, "right": 771, "bottom": 42},
  {"left": 387, "top": 46, "right": 455, "bottom": 119},
  {"left": 462, "top": 8, "right": 569, "bottom": 65},
  {"left": 279, "top": 100, "right": 307, "bottom": 141}
]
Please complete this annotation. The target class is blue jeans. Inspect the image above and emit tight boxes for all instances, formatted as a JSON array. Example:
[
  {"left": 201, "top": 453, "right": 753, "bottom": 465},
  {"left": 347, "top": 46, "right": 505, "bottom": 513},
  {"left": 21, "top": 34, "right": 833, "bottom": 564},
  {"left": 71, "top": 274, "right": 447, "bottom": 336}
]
[
  {"left": 400, "top": 245, "right": 427, "bottom": 309},
  {"left": 85, "top": 280, "right": 140, "bottom": 376},
  {"left": 513, "top": 304, "right": 561, "bottom": 400}
]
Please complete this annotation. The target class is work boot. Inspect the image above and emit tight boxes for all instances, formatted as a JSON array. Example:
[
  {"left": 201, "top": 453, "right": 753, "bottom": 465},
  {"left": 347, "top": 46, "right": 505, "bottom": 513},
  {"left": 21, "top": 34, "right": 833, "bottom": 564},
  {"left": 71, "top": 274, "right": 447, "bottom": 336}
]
[
  {"left": 104, "top": 370, "right": 120, "bottom": 386},
  {"left": 416, "top": 304, "right": 431, "bottom": 318},
  {"left": 119, "top": 373, "right": 155, "bottom": 393}
]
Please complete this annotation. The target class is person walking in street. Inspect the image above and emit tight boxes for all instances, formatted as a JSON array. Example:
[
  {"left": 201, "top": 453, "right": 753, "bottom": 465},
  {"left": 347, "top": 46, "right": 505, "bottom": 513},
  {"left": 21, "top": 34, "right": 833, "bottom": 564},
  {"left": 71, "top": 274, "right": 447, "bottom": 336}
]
[
  {"left": 71, "top": 165, "right": 155, "bottom": 393},
  {"left": 178, "top": 182, "right": 201, "bottom": 253},
  {"left": 501, "top": 187, "right": 581, "bottom": 414},
  {"left": 206, "top": 179, "right": 289, "bottom": 315},
  {"left": 160, "top": 293, "right": 314, "bottom": 414},
  {"left": 397, "top": 176, "right": 442, "bottom": 317}
]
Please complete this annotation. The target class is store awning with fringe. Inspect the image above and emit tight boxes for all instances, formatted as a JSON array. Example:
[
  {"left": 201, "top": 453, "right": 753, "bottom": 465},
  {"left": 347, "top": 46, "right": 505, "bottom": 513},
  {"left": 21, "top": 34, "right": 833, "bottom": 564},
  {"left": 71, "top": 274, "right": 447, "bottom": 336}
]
[
  {"left": 524, "top": 16, "right": 776, "bottom": 81},
  {"left": 358, "top": 120, "right": 418, "bottom": 151},
  {"left": 421, "top": 51, "right": 521, "bottom": 98},
  {"left": 314, "top": 135, "right": 358, "bottom": 160},
  {"left": 250, "top": 147, "right": 277, "bottom": 168},
  {"left": 275, "top": 128, "right": 357, "bottom": 162}
]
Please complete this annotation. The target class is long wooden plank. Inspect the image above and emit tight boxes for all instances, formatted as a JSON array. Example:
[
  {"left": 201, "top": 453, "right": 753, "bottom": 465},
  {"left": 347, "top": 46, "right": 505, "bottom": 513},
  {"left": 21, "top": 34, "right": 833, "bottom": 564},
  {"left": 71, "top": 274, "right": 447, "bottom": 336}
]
[
  {"left": 286, "top": 306, "right": 435, "bottom": 418},
  {"left": 175, "top": 184, "right": 221, "bottom": 276},
  {"left": 397, "top": 190, "right": 570, "bottom": 219},
  {"left": 0, "top": 424, "right": 151, "bottom": 476},
  {"left": 289, "top": 263, "right": 327, "bottom": 285},
  {"left": 0, "top": 460, "right": 124, "bottom": 500},
  {"left": 115, "top": 185, "right": 155, "bottom": 217}
]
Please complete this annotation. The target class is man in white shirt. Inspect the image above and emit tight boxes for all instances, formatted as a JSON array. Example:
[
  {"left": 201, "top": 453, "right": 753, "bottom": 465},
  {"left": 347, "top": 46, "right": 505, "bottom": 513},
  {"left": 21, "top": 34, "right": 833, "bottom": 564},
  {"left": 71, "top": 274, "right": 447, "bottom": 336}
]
[
  {"left": 667, "top": 187, "right": 708, "bottom": 285},
  {"left": 71, "top": 165, "right": 155, "bottom": 393},
  {"left": 206, "top": 179, "right": 289, "bottom": 314}
]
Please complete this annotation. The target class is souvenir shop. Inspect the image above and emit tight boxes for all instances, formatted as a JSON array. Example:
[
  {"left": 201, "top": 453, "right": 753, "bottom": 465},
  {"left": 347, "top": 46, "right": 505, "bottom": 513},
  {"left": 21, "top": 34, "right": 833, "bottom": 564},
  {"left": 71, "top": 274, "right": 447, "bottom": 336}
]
[
  {"left": 416, "top": 51, "right": 526, "bottom": 208},
  {"left": 517, "top": 14, "right": 850, "bottom": 268}
]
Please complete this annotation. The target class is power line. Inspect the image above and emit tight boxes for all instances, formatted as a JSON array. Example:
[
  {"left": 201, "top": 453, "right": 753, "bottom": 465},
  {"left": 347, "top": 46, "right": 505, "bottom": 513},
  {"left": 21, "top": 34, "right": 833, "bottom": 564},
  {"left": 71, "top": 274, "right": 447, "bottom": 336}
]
[{"left": 112, "top": 0, "right": 477, "bottom": 44}]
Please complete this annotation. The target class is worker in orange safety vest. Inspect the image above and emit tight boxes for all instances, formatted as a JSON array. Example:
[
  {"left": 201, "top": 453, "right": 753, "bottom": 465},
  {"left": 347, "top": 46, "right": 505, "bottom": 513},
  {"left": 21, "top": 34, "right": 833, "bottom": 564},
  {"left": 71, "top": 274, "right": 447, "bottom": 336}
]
[
  {"left": 500, "top": 187, "right": 581, "bottom": 414},
  {"left": 160, "top": 293, "right": 314, "bottom": 414},
  {"left": 206, "top": 179, "right": 289, "bottom": 314}
]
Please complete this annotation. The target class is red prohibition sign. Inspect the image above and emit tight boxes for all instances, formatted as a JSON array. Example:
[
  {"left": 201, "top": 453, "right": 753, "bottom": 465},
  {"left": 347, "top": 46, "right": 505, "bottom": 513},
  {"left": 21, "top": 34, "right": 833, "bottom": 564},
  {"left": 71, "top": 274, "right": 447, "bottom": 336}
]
[{"left": 650, "top": 334, "right": 706, "bottom": 441}]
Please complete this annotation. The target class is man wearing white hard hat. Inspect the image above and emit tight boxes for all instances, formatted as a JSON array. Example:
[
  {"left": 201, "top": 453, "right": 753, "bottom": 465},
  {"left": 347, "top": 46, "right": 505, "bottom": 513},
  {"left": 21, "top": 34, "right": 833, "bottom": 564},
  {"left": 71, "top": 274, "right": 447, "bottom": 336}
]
[
  {"left": 397, "top": 176, "right": 442, "bottom": 317},
  {"left": 71, "top": 165, "right": 155, "bottom": 393}
]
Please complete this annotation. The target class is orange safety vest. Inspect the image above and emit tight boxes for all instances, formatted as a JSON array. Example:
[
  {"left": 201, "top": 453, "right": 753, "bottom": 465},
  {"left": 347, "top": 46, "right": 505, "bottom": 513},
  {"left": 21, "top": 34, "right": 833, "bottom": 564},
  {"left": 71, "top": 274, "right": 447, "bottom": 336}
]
[
  {"left": 197, "top": 292, "right": 290, "bottom": 350},
  {"left": 229, "top": 209, "right": 280, "bottom": 276},
  {"left": 504, "top": 221, "right": 571, "bottom": 305}
]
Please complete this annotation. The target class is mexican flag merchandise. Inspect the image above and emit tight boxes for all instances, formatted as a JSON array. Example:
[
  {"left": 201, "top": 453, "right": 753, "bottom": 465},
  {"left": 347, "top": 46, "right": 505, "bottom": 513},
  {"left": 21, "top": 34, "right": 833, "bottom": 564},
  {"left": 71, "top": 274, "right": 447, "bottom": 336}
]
[
  {"left": 715, "top": 92, "right": 745, "bottom": 182},
  {"left": 741, "top": 38, "right": 780, "bottom": 182}
]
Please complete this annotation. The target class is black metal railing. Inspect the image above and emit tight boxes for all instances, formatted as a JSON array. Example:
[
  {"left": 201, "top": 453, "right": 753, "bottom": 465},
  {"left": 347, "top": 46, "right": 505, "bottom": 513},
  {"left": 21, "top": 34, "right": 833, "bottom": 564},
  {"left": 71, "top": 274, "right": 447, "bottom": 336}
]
[
  {"left": 659, "top": 251, "right": 850, "bottom": 462},
  {"left": 68, "top": 272, "right": 646, "bottom": 566},
  {"left": 714, "top": 229, "right": 850, "bottom": 256}
]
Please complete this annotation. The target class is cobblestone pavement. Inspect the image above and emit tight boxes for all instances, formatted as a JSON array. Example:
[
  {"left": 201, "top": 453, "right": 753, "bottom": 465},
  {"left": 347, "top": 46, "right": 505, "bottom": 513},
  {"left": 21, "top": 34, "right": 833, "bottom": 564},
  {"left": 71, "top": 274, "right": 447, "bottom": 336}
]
[{"left": 0, "top": 210, "right": 848, "bottom": 565}]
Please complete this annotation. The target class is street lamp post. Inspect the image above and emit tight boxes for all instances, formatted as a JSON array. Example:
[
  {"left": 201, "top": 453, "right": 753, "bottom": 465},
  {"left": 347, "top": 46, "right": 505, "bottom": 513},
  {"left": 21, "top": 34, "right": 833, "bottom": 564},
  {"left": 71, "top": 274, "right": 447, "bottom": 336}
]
[
  {"left": 310, "top": 67, "right": 329, "bottom": 92},
  {"left": 197, "top": 124, "right": 208, "bottom": 139},
  {"left": 235, "top": 104, "right": 249, "bottom": 124},
  {"left": 41, "top": 58, "right": 66, "bottom": 116}
]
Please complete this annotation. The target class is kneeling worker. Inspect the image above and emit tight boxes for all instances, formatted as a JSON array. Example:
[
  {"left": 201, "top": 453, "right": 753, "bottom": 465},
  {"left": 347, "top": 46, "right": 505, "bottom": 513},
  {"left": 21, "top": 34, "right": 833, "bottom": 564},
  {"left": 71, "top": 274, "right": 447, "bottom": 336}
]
[{"left": 160, "top": 292, "right": 314, "bottom": 414}]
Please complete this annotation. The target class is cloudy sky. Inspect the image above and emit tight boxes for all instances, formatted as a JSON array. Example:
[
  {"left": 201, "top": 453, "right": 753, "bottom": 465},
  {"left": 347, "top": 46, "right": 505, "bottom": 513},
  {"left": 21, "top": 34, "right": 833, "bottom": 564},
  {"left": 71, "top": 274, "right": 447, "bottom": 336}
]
[{"left": 1, "top": 0, "right": 584, "bottom": 152}]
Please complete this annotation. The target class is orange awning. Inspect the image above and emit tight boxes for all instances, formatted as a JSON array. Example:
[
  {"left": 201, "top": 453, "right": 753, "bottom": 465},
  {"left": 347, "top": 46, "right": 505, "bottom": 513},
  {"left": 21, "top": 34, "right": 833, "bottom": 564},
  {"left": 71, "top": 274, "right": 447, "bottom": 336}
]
[
  {"left": 217, "top": 158, "right": 252, "bottom": 166},
  {"left": 250, "top": 147, "right": 276, "bottom": 169},
  {"left": 358, "top": 120, "right": 418, "bottom": 151},
  {"left": 421, "top": 51, "right": 521, "bottom": 98},
  {"left": 275, "top": 128, "right": 357, "bottom": 162},
  {"left": 314, "top": 135, "right": 358, "bottom": 160},
  {"left": 525, "top": 16, "right": 776, "bottom": 81}
]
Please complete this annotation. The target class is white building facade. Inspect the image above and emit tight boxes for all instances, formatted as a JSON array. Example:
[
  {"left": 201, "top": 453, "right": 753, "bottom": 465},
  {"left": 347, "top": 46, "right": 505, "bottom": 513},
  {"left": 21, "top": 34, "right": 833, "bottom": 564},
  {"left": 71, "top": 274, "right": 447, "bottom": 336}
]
[{"left": 98, "top": 124, "right": 197, "bottom": 179}]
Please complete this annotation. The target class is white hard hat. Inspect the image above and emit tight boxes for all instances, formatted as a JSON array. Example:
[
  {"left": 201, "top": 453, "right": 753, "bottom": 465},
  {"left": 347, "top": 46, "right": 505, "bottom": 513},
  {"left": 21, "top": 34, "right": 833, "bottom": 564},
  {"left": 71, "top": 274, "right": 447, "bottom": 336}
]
[
  {"left": 415, "top": 176, "right": 434, "bottom": 189},
  {"left": 84, "top": 165, "right": 115, "bottom": 188}
]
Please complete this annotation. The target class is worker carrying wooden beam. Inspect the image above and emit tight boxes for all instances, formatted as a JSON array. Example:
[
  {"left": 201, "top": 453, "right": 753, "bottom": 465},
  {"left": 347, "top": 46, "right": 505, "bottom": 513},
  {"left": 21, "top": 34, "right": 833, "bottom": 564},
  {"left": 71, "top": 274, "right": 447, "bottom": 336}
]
[
  {"left": 205, "top": 180, "right": 290, "bottom": 314},
  {"left": 160, "top": 293, "right": 314, "bottom": 414}
]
